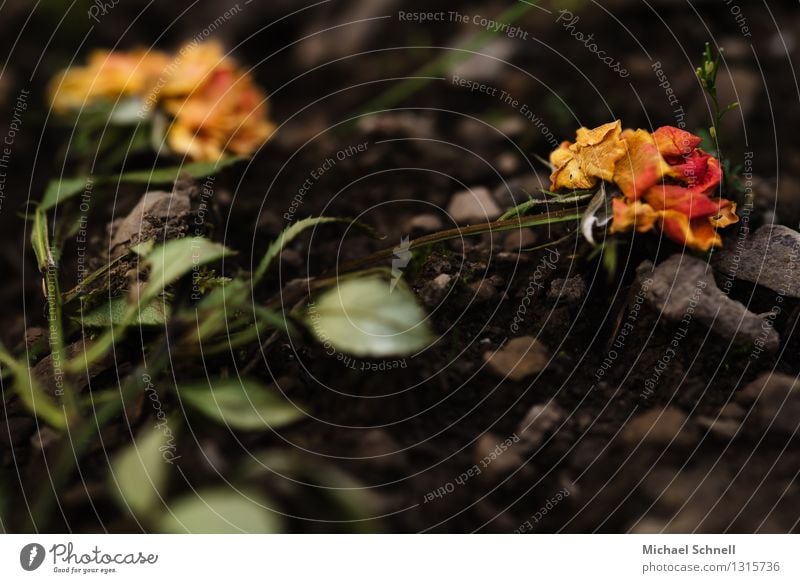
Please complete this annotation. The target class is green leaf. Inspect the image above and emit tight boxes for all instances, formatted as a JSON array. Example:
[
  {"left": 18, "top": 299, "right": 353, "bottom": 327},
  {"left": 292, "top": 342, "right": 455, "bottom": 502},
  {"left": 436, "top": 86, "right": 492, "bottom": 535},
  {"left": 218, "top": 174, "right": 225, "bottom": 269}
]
[
  {"left": 603, "top": 238, "right": 618, "bottom": 281},
  {"left": 38, "top": 157, "right": 246, "bottom": 211},
  {"left": 304, "top": 276, "right": 434, "bottom": 357},
  {"left": 79, "top": 296, "right": 170, "bottom": 327},
  {"left": 39, "top": 177, "right": 94, "bottom": 212},
  {"left": 179, "top": 378, "right": 303, "bottom": 430},
  {"left": 30, "top": 207, "right": 53, "bottom": 271},
  {"left": 158, "top": 489, "right": 282, "bottom": 533},
  {"left": 67, "top": 237, "right": 233, "bottom": 373},
  {"left": 499, "top": 190, "right": 594, "bottom": 221},
  {"left": 131, "top": 239, "right": 155, "bottom": 257},
  {"left": 115, "top": 155, "right": 247, "bottom": 184},
  {"left": 111, "top": 424, "right": 174, "bottom": 517},
  {"left": 244, "top": 450, "right": 383, "bottom": 533},
  {"left": 254, "top": 216, "right": 376, "bottom": 285},
  {"left": 108, "top": 98, "right": 147, "bottom": 125},
  {"left": 580, "top": 184, "right": 609, "bottom": 246},
  {"left": 0, "top": 344, "right": 68, "bottom": 430},
  {"left": 142, "top": 237, "right": 233, "bottom": 306}
]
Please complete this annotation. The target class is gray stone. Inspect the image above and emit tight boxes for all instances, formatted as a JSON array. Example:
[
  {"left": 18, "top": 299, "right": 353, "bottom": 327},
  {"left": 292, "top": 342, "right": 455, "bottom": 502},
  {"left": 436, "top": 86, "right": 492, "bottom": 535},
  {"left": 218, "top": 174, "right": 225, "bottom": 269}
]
[
  {"left": 695, "top": 416, "right": 742, "bottom": 440},
  {"left": 504, "top": 229, "right": 536, "bottom": 251},
  {"left": 109, "top": 188, "right": 192, "bottom": 258},
  {"left": 469, "top": 279, "right": 497, "bottom": 302},
  {"left": 517, "top": 401, "right": 565, "bottom": 451},
  {"left": 742, "top": 373, "right": 800, "bottom": 437},
  {"left": 447, "top": 187, "right": 501, "bottom": 224},
  {"left": 548, "top": 276, "right": 587, "bottom": 305},
  {"left": 713, "top": 225, "right": 800, "bottom": 298},
  {"left": 473, "top": 432, "right": 523, "bottom": 479},
  {"left": 639, "top": 255, "right": 780, "bottom": 351},
  {"left": 407, "top": 214, "right": 443, "bottom": 233}
]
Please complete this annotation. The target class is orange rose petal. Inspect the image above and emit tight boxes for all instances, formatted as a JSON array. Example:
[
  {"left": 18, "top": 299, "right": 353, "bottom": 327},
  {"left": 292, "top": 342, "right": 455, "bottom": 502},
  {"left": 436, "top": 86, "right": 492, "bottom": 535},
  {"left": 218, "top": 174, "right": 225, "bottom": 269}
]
[
  {"left": 658, "top": 210, "right": 722, "bottom": 251},
  {"left": 613, "top": 129, "right": 673, "bottom": 200},
  {"left": 578, "top": 122, "right": 626, "bottom": 182},
  {"left": 644, "top": 184, "right": 723, "bottom": 219},
  {"left": 549, "top": 141, "right": 574, "bottom": 169},
  {"left": 609, "top": 198, "right": 659, "bottom": 234},
  {"left": 49, "top": 49, "right": 169, "bottom": 112},
  {"left": 549, "top": 122, "right": 625, "bottom": 190},
  {"left": 710, "top": 201, "right": 739, "bottom": 228},
  {"left": 672, "top": 150, "right": 722, "bottom": 193},
  {"left": 575, "top": 120, "right": 621, "bottom": 147},
  {"left": 550, "top": 157, "right": 597, "bottom": 191},
  {"left": 653, "top": 126, "right": 702, "bottom": 161},
  {"left": 161, "top": 41, "right": 233, "bottom": 98}
]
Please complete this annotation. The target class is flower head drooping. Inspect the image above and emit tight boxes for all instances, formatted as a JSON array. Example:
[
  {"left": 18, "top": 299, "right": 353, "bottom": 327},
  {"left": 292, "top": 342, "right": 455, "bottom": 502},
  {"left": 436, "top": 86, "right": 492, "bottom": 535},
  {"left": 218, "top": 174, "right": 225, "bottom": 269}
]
[
  {"left": 549, "top": 122, "right": 738, "bottom": 252},
  {"left": 48, "top": 42, "right": 274, "bottom": 161}
]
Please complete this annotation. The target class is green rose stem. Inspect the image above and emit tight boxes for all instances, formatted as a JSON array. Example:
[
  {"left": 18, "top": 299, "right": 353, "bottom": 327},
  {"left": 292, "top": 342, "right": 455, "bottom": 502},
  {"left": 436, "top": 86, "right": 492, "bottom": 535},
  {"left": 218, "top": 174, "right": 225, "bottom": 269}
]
[
  {"left": 30, "top": 208, "right": 79, "bottom": 424},
  {"left": 265, "top": 209, "right": 584, "bottom": 311},
  {"left": 335, "top": 209, "right": 582, "bottom": 274}
]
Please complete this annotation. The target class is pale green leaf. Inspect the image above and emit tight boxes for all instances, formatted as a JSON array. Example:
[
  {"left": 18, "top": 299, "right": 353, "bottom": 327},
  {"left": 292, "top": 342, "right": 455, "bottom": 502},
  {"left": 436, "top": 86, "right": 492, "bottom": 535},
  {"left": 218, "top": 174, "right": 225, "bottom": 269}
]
[
  {"left": 305, "top": 276, "right": 433, "bottom": 357},
  {"left": 79, "top": 296, "right": 169, "bottom": 327},
  {"left": 254, "top": 216, "right": 365, "bottom": 285},
  {"left": 111, "top": 424, "right": 174, "bottom": 517},
  {"left": 39, "top": 157, "right": 246, "bottom": 211},
  {"left": 115, "top": 155, "right": 247, "bottom": 184},
  {"left": 0, "top": 344, "right": 67, "bottom": 430},
  {"left": 30, "top": 207, "right": 53, "bottom": 271},
  {"left": 40, "top": 177, "right": 93, "bottom": 211},
  {"left": 108, "top": 98, "right": 147, "bottom": 125},
  {"left": 142, "top": 237, "right": 233, "bottom": 306},
  {"left": 179, "top": 378, "right": 303, "bottom": 430},
  {"left": 158, "top": 489, "right": 282, "bottom": 533}
]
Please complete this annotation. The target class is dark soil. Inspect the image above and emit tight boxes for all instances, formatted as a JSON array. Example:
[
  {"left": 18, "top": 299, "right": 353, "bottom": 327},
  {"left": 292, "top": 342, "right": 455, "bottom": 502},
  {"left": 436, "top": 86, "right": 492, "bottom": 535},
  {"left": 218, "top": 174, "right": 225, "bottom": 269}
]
[{"left": 1, "top": 0, "right": 799, "bottom": 533}]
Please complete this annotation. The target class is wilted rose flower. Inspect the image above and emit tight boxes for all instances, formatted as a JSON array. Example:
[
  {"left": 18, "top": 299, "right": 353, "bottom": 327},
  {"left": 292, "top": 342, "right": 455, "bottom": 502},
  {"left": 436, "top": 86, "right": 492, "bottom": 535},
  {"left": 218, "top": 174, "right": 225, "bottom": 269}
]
[
  {"left": 549, "top": 122, "right": 739, "bottom": 251},
  {"left": 48, "top": 42, "right": 274, "bottom": 161}
]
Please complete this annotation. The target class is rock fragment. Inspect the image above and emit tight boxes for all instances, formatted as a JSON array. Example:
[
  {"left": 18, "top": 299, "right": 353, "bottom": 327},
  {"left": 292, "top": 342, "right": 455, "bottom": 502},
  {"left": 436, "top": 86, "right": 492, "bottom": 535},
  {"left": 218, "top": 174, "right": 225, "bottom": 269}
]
[
  {"left": 517, "top": 401, "right": 566, "bottom": 451},
  {"left": 639, "top": 255, "right": 780, "bottom": 351},
  {"left": 483, "top": 336, "right": 550, "bottom": 381},
  {"left": 713, "top": 225, "right": 800, "bottom": 298},
  {"left": 621, "top": 407, "right": 698, "bottom": 449},
  {"left": 447, "top": 187, "right": 501, "bottom": 224},
  {"left": 741, "top": 373, "right": 800, "bottom": 437}
]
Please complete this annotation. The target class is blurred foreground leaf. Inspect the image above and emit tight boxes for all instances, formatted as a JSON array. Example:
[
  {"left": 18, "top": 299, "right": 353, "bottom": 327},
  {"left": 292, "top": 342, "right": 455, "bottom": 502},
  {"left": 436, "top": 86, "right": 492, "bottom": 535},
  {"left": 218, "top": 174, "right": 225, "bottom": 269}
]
[
  {"left": 179, "top": 378, "right": 303, "bottom": 431},
  {"left": 158, "top": 489, "right": 282, "bottom": 533},
  {"left": 79, "top": 296, "right": 170, "bottom": 327},
  {"left": 304, "top": 276, "right": 433, "bottom": 357},
  {"left": 111, "top": 424, "right": 174, "bottom": 517}
]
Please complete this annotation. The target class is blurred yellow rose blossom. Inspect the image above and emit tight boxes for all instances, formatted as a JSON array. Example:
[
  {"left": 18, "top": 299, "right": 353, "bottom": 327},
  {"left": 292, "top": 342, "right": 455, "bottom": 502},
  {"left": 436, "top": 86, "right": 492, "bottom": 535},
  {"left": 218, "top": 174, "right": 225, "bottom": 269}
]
[{"left": 48, "top": 42, "right": 274, "bottom": 161}]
